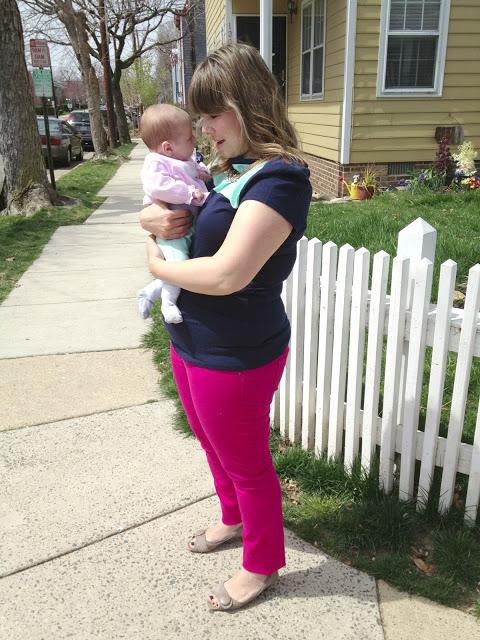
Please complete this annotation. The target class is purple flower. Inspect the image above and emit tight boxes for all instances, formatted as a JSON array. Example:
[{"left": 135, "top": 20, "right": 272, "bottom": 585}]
[{"left": 398, "top": 178, "right": 406, "bottom": 186}]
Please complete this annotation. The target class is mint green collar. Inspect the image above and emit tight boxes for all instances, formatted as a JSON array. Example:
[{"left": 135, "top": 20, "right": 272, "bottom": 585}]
[{"left": 213, "top": 161, "right": 266, "bottom": 208}]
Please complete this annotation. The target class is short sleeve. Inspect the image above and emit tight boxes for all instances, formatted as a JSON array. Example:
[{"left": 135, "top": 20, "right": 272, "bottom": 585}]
[{"left": 238, "top": 159, "right": 312, "bottom": 236}]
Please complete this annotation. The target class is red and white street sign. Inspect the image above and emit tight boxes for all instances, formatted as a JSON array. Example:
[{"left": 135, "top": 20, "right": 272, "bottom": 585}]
[{"left": 29, "top": 39, "right": 51, "bottom": 68}]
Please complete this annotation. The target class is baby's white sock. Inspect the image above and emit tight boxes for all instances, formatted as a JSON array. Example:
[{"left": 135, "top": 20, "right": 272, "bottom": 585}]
[
  {"left": 137, "top": 279, "right": 163, "bottom": 319},
  {"left": 161, "top": 284, "right": 183, "bottom": 324}
]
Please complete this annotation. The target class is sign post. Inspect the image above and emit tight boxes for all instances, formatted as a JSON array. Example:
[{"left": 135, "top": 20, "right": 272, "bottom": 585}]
[
  {"left": 30, "top": 39, "right": 57, "bottom": 116},
  {"left": 32, "top": 67, "right": 56, "bottom": 190},
  {"left": 30, "top": 39, "right": 51, "bottom": 67}
]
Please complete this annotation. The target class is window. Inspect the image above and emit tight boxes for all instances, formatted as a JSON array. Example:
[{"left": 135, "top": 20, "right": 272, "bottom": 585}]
[
  {"left": 37, "top": 119, "right": 62, "bottom": 135},
  {"left": 301, "top": 0, "right": 325, "bottom": 99},
  {"left": 378, "top": 0, "right": 450, "bottom": 96},
  {"left": 388, "top": 162, "right": 415, "bottom": 175}
]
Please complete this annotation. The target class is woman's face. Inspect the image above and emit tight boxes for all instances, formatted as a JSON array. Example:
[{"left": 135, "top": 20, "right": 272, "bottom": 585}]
[{"left": 201, "top": 111, "right": 247, "bottom": 159}]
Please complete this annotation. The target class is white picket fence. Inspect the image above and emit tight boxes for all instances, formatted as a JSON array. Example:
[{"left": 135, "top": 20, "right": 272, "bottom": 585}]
[{"left": 271, "top": 218, "right": 480, "bottom": 525}]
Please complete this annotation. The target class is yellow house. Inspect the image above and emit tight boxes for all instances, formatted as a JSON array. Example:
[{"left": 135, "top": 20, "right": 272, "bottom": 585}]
[{"left": 204, "top": 0, "right": 480, "bottom": 197}]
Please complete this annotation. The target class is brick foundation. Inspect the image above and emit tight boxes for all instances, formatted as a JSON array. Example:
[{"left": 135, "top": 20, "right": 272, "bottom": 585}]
[
  {"left": 305, "top": 154, "right": 343, "bottom": 198},
  {"left": 304, "top": 152, "right": 458, "bottom": 198}
]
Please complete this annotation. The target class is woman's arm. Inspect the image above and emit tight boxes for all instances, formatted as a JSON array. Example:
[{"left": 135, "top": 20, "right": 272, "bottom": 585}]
[
  {"left": 139, "top": 202, "right": 193, "bottom": 240},
  {"left": 146, "top": 199, "right": 292, "bottom": 296}
]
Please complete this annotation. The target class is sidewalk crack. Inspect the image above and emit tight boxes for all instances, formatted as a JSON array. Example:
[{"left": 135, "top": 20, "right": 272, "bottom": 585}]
[{"left": 0, "top": 494, "right": 216, "bottom": 580}]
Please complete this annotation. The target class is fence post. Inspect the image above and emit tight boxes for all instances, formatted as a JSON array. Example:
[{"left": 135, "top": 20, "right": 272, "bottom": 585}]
[
  {"left": 289, "top": 237, "right": 308, "bottom": 444},
  {"left": 399, "top": 257, "right": 434, "bottom": 501},
  {"left": 279, "top": 273, "right": 293, "bottom": 439},
  {"left": 302, "top": 239, "right": 323, "bottom": 450},
  {"left": 396, "top": 218, "right": 437, "bottom": 429}
]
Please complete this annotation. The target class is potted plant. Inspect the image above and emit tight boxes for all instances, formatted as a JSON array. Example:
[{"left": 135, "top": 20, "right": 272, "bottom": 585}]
[
  {"left": 340, "top": 167, "right": 378, "bottom": 200},
  {"left": 360, "top": 167, "right": 378, "bottom": 197}
]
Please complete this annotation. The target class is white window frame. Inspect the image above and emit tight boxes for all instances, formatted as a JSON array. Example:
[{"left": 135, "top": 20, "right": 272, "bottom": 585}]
[
  {"left": 377, "top": 0, "right": 451, "bottom": 97},
  {"left": 300, "top": 0, "right": 326, "bottom": 101}
]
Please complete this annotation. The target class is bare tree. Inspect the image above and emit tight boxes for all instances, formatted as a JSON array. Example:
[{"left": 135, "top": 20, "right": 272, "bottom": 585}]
[
  {"left": 22, "top": 0, "right": 109, "bottom": 157},
  {"left": 21, "top": 0, "right": 187, "bottom": 145},
  {"left": 0, "top": 0, "right": 55, "bottom": 216},
  {"left": 87, "top": 0, "right": 181, "bottom": 144}
]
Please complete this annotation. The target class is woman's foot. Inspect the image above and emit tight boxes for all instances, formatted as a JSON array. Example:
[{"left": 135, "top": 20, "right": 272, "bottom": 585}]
[
  {"left": 207, "top": 568, "right": 278, "bottom": 611},
  {"left": 188, "top": 522, "right": 242, "bottom": 553},
  {"left": 206, "top": 522, "right": 242, "bottom": 544}
]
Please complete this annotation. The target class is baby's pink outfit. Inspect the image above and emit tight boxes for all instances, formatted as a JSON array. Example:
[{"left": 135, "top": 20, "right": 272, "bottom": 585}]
[
  {"left": 141, "top": 152, "right": 209, "bottom": 207},
  {"left": 138, "top": 152, "right": 209, "bottom": 323}
]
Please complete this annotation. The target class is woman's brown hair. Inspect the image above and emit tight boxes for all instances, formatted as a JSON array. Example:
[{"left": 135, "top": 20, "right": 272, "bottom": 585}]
[{"left": 188, "top": 43, "right": 305, "bottom": 172}]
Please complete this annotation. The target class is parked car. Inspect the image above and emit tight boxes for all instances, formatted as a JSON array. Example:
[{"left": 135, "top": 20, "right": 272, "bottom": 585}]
[
  {"left": 62, "top": 110, "right": 93, "bottom": 149},
  {"left": 36, "top": 116, "right": 83, "bottom": 166}
]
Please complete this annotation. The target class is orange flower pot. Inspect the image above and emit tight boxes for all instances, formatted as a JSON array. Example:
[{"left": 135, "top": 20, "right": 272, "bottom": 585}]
[{"left": 350, "top": 184, "right": 375, "bottom": 200}]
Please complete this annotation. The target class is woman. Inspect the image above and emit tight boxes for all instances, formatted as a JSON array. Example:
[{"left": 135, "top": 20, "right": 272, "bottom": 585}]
[{"left": 140, "top": 43, "right": 312, "bottom": 611}]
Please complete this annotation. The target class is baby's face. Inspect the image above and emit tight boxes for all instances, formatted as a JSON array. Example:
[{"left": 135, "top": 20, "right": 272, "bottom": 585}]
[{"left": 169, "top": 120, "right": 196, "bottom": 161}]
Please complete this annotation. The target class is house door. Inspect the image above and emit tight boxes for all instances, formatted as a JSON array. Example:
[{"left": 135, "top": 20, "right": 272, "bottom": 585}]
[{"left": 235, "top": 16, "right": 287, "bottom": 99}]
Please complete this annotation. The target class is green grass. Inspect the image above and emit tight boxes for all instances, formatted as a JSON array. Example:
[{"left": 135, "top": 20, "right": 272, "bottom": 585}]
[
  {"left": 143, "top": 317, "right": 480, "bottom": 617},
  {"left": 142, "top": 304, "right": 190, "bottom": 435},
  {"left": 0, "top": 144, "right": 135, "bottom": 303},
  {"left": 308, "top": 189, "right": 480, "bottom": 302},
  {"left": 275, "top": 441, "right": 480, "bottom": 614},
  {"left": 309, "top": 190, "right": 480, "bottom": 445}
]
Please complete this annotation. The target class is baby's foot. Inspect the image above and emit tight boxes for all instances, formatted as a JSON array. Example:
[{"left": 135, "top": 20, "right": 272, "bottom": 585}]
[
  {"left": 137, "top": 292, "right": 154, "bottom": 319},
  {"left": 162, "top": 303, "right": 183, "bottom": 324},
  {"left": 137, "top": 280, "right": 163, "bottom": 319}
]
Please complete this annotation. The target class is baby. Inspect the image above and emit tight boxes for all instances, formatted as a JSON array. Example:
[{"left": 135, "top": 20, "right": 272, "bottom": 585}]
[{"left": 137, "top": 104, "right": 210, "bottom": 322}]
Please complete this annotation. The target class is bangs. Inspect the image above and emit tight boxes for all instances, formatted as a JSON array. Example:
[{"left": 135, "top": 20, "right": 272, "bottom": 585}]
[{"left": 188, "top": 61, "right": 230, "bottom": 116}]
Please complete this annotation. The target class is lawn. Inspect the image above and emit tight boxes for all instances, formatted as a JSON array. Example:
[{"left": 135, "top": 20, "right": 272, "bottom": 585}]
[
  {"left": 307, "top": 189, "right": 480, "bottom": 446},
  {"left": 143, "top": 187, "right": 480, "bottom": 617},
  {"left": 307, "top": 188, "right": 480, "bottom": 302},
  {"left": 0, "top": 143, "right": 135, "bottom": 304}
]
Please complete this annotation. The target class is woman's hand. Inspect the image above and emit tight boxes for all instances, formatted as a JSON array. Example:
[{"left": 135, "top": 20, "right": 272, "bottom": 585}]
[
  {"left": 139, "top": 202, "right": 192, "bottom": 240},
  {"left": 146, "top": 234, "right": 164, "bottom": 263}
]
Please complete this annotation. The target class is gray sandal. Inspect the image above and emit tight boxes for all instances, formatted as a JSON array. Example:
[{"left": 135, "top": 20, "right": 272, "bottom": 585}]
[
  {"left": 188, "top": 525, "right": 243, "bottom": 553},
  {"left": 207, "top": 572, "right": 279, "bottom": 611}
]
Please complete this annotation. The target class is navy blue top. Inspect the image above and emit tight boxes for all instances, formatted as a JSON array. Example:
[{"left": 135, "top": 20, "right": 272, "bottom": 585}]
[{"left": 166, "top": 157, "right": 312, "bottom": 370}]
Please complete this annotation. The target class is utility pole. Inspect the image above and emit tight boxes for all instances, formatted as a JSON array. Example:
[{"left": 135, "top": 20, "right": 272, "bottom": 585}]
[{"left": 98, "top": 0, "right": 117, "bottom": 148}]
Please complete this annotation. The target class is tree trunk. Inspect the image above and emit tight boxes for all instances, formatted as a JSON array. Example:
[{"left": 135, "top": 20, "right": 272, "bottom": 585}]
[
  {"left": 56, "top": 0, "right": 109, "bottom": 158},
  {"left": 112, "top": 72, "right": 131, "bottom": 145},
  {"left": 0, "top": 0, "right": 55, "bottom": 216},
  {"left": 187, "top": 6, "right": 197, "bottom": 74}
]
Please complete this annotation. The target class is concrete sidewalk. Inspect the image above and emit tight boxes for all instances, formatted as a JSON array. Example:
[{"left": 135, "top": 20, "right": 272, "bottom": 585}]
[{"left": 0, "top": 141, "right": 477, "bottom": 639}]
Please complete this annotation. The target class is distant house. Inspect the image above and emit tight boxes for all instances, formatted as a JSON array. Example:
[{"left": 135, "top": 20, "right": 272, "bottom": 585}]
[
  {"left": 172, "top": 1, "right": 207, "bottom": 107},
  {"left": 205, "top": 0, "right": 480, "bottom": 197},
  {"left": 62, "top": 79, "right": 87, "bottom": 108}
]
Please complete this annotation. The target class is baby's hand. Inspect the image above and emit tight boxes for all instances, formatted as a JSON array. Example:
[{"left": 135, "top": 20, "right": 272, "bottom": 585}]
[
  {"left": 191, "top": 188, "right": 206, "bottom": 205},
  {"left": 197, "top": 171, "right": 211, "bottom": 184}
]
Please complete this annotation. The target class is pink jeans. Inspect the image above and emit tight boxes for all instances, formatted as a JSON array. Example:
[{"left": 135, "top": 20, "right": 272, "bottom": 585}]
[{"left": 170, "top": 344, "right": 288, "bottom": 575}]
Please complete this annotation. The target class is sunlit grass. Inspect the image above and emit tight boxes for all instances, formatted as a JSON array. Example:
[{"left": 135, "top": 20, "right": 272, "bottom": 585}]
[{"left": 0, "top": 144, "right": 135, "bottom": 303}]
